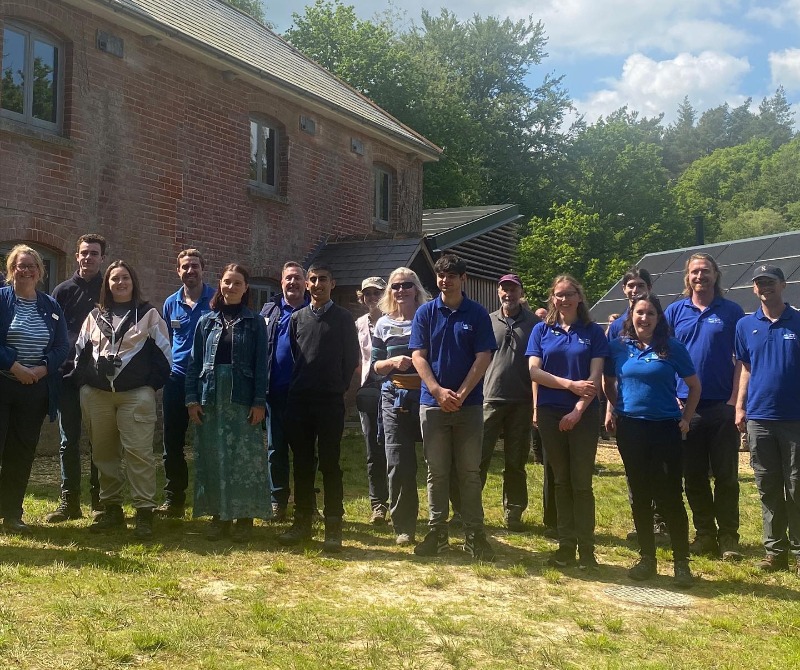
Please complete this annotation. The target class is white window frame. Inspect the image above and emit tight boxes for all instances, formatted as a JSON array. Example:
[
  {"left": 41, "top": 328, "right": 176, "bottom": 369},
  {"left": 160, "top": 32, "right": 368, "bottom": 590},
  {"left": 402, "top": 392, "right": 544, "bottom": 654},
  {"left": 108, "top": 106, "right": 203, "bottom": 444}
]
[
  {"left": 373, "top": 166, "right": 391, "bottom": 231},
  {"left": 1, "top": 21, "right": 64, "bottom": 132},
  {"left": 250, "top": 280, "right": 280, "bottom": 311},
  {"left": 249, "top": 116, "right": 280, "bottom": 194}
]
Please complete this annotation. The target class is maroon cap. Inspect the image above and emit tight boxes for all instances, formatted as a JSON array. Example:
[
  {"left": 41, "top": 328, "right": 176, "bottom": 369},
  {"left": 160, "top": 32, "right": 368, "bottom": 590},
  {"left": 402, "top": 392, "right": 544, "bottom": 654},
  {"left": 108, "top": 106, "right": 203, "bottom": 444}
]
[{"left": 498, "top": 273, "right": 522, "bottom": 287}]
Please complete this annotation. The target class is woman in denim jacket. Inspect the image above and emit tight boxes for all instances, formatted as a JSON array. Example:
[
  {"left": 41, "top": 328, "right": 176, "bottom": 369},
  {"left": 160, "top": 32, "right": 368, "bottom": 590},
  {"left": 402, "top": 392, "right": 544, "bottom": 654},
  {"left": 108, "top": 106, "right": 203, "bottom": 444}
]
[
  {"left": 0, "top": 245, "right": 68, "bottom": 534},
  {"left": 185, "top": 263, "right": 269, "bottom": 541}
]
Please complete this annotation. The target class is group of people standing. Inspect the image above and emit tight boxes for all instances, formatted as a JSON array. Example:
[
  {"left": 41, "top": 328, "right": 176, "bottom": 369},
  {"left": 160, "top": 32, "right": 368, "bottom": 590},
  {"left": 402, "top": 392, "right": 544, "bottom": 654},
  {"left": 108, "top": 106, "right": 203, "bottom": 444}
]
[{"left": 1, "top": 238, "right": 798, "bottom": 587}]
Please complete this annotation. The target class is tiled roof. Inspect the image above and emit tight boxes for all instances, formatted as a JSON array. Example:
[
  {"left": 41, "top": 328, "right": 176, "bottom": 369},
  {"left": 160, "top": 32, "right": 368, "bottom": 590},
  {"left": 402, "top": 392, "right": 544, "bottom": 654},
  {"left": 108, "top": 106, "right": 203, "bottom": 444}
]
[
  {"left": 590, "top": 230, "right": 800, "bottom": 323},
  {"left": 309, "top": 237, "right": 429, "bottom": 286},
  {"left": 96, "top": 0, "right": 440, "bottom": 157}
]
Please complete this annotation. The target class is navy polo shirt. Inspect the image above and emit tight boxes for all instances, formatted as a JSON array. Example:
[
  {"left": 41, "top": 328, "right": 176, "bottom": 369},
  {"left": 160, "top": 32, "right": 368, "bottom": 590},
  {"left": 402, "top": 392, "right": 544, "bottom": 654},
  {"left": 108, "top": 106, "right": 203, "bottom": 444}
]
[
  {"left": 526, "top": 320, "right": 609, "bottom": 411},
  {"left": 271, "top": 296, "right": 309, "bottom": 394},
  {"left": 605, "top": 337, "right": 695, "bottom": 420},
  {"left": 664, "top": 296, "right": 744, "bottom": 401},
  {"left": 409, "top": 293, "right": 496, "bottom": 407},
  {"left": 606, "top": 307, "right": 629, "bottom": 342},
  {"left": 735, "top": 304, "right": 800, "bottom": 421},
  {"left": 162, "top": 283, "right": 215, "bottom": 376}
]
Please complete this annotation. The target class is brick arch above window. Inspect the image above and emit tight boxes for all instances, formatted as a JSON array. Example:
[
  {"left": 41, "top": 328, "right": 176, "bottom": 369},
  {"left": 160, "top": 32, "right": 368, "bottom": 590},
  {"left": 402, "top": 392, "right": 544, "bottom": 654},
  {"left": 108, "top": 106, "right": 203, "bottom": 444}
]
[{"left": 0, "top": 19, "right": 65, "bottom": 133}]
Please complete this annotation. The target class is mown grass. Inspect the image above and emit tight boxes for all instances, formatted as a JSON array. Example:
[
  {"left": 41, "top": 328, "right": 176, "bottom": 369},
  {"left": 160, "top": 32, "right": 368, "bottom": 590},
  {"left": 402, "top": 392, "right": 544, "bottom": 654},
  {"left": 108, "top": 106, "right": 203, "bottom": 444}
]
[{"left": 2, "top": 433, "right": 798, "bottom": 669}]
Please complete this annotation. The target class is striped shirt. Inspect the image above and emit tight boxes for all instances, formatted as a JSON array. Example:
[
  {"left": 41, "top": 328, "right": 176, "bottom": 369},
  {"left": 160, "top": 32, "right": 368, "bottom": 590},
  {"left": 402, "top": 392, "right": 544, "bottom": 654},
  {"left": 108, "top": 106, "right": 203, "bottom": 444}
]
[
  {"left": 7, "top": 297, "right": 49, "bottom": 366},
  {"left": 371, "top": 315, "right": 420, "bottom": 388}
]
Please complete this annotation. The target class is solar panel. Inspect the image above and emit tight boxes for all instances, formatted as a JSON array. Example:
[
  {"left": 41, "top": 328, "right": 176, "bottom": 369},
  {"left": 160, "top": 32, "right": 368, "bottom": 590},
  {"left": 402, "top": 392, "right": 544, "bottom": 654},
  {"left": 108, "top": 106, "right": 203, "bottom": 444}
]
[
  {"left": 714, "top": 238, "right": 777, "bottom": 265},
  {"left": 634, "top": 250, "right": 684, "bottom": 274},
  {"left": 759, "top": 234, "right": 800, "bottom": 260},
  {"left": 651, "top": 271, "right": 686, "bottom": 296}
]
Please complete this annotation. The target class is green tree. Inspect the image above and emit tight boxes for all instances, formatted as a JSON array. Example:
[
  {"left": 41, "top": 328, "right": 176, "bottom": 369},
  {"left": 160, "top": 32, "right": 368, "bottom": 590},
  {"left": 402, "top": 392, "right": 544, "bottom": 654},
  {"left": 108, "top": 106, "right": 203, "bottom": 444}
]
[
  {"left": 716, "top": 208, "right": 793, "bottom": 242},
  {"left": 226, "top": 0, "right": 265, "bottom": 24},
  {"left": 662, "top": 96, "right": 700, "bottom": 177}
]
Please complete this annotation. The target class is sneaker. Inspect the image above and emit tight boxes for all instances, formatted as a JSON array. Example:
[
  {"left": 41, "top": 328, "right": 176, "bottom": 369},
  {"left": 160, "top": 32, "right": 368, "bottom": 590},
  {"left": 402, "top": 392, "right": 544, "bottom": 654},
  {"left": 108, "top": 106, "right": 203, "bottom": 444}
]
[
  {"left": 154, "top": 500, "right": 185, "bottom": 518},
  {"left": 206, "top": 516, "right": 231, "bottom": 541},
  {"left": 689, "top": 535, "right": 720, "bottom": 557},
  {"left": 758, "top": 553, "right": 789, "bottom": 572},
  {"left": 578, "top": 549, "right": 600, "bottom": 572},
  {"left": 89, "top": 504, "right": 126, "bottom": 534},
  {"left": 369, "top": 506, "right": 388, "bottom": 526},
  {"left": 718, "top": 535, "right": 743, "bottom": 562},
  {"left": 674, "top": 560, "right": 694, "bottom": 588},
  {"left": 464, "top": 531, "right": 496, "bottom": 561},
  {"left": 414, "top": 528, "right": 449, "bottom": 556},
  {"left": 395, "top": 533, "right": 414, "bottom": 546},
  {"left": 278, "top": 516, "right": 313, "bottom": 546},
  {"left": 132, "top": 508, "right": 154, "bottom": 540},
  {"left": 323, "top": 517, "right": 343, "bottom": 553},
  {"left": 548, "top": 545, "right": 577, "bottom": 568},
  {"left": 46, "top": 493, "right": 82, "bottom": 523},
  {"left": 271, "top": 502, "right": 287, "bottom": 522},
  {"left": 504, "top": 509, "right": 525, "bottom": 532},
  {"left": 628, "top": 555, "right": 657, "bottom": 581},
  {"left": 232, "top": 518, "right": 254, "bottom": 543}
]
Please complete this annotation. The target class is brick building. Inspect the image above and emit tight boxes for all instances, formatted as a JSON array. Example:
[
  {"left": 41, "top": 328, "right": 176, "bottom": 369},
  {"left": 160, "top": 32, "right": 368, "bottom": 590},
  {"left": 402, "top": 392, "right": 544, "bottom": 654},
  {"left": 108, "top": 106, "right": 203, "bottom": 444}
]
[{"left": 0, "top": 0, "right": 441, "bottom": 302}]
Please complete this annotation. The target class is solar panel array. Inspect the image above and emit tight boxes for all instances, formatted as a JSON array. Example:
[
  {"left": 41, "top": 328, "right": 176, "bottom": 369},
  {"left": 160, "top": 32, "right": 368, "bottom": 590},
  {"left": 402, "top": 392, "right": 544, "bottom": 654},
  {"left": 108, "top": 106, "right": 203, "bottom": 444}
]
[{"left": 589, "top": 231, "right": 800, "bottom": 324}]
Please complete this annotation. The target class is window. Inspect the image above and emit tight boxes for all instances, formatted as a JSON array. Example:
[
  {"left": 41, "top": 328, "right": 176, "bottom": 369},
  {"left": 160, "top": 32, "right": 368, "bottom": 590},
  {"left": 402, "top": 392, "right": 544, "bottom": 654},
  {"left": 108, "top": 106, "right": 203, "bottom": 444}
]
[
  {"left": 250, "top": 280, "right": 280, "bottom": 310},
  {"left": 373, "top": 167, "right": 391, "bottom": 230},
  {"left": 0, "top": 242, "right": 59, "bottom": 293},
  {"left": 1, "top": 22, "right": 63, "bottom": 131},
  {"left": 249, "top": 116, "right": 279, "bottom": 192}
]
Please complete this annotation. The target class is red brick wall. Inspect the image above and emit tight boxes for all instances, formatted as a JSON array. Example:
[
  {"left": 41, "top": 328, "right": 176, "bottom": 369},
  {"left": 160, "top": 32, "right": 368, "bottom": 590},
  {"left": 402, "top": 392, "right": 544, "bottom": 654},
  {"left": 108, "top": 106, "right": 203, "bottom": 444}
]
[{"left": 0, "top": 0, "right": 424, "bottom": 299}]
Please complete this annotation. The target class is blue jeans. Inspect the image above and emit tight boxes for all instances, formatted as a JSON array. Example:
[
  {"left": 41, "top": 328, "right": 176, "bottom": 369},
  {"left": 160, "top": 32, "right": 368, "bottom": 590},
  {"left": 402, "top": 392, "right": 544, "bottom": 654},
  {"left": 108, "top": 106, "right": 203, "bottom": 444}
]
[
  {"left": 420, "top": 404, "right": 484, "bottom": 532},
  {"left": 267, "top": 392, "right": 291, "bottom": 507},
  {"left": 748, "top": 419, "right": 800, "bottom": 558},
  {"left": 58, "top": 376, "right": 99, "bottom": 499},
  {"left": 683, "top": 401, "right": 740, "bottom": 540},
  {"left": 382, "top": 383, "right": 421, "bottom": 535},
  {"left": 537, "top": 405, "right": 599, "bottom": 551},
  {"left": 358, "top": 387, "right": 388, "bottom": 512},
  {"left": 162, "top": 373, "right": 189, "bottom": 505}
]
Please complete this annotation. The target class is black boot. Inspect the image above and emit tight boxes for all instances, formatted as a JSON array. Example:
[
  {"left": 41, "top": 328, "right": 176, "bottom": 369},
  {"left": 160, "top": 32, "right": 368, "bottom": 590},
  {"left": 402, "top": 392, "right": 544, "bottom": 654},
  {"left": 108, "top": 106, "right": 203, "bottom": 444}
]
[
  {"left": 323, "top": 517, "right": 343, "bottom": 553},
  {"left": 89, "top": 504, "right": 125, "bottom": 533},
  {"left": 133, "top": 508, "right": 154, "bottom": 540},
  {"left": 278, "top": 514, "right": 313, "bottom": 546},
  {"left": 46, "top": 492, "right": 82, "bottom": 523}
]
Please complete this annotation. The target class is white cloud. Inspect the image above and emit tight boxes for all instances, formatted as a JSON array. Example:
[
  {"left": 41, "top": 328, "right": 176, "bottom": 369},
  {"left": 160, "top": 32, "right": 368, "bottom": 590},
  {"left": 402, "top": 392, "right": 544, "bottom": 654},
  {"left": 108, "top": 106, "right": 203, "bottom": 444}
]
[
  {"left": 748, "top": 1, "right": 800, "bottom": 28},
  {"left": 574, "top": 51, "right": 752, "bottom": 123},
  {"left": 769, "top": 48, "right": 800, "bottom": 92}
]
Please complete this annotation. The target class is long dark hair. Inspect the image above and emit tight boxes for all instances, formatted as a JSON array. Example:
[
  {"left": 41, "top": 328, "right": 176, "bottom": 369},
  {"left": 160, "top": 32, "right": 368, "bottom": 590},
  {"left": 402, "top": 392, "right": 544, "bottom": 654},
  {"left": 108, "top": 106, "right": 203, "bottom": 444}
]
[
  {"left": 98, "top": 260, "right": 144, "bottom": 309},
  {"left": 210, "top": 263, "right": 251, "bottom": 310},
  {"left": 621, "top": 295, "right": 670, "bottom": 358}
]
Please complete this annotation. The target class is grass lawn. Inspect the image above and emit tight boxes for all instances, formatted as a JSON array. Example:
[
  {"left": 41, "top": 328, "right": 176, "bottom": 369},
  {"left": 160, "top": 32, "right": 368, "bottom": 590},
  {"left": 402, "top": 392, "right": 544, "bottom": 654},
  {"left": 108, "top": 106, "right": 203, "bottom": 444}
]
[{"left": 1, "top": 432, "right": 799, "bottom": 669}]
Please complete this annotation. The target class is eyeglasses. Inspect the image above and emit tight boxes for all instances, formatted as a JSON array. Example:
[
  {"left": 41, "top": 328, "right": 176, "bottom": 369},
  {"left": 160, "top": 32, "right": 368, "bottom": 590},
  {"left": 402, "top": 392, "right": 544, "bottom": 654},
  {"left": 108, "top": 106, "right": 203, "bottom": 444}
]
[
  {"left": 14, "top": 264, "right": 37, "bottom": 272},
  {"left": 553, "top": 291, "right": 578, "bottom": 299},
  {"left": 391, "top": 281, "right": 414, "bottom": 291}
]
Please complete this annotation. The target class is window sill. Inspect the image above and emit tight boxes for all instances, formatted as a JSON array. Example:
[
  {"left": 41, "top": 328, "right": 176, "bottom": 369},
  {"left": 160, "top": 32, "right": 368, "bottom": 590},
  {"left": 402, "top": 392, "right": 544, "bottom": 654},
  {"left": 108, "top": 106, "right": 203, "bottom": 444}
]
[
  {"left": 0, "top": 116, "right": 72, "bottom": 148},
  {"left": 248, "top": 184, "right": 288, "bottom": 204},
  {"left": 373, "top": 220, "right": 390, "bottom": 233}
]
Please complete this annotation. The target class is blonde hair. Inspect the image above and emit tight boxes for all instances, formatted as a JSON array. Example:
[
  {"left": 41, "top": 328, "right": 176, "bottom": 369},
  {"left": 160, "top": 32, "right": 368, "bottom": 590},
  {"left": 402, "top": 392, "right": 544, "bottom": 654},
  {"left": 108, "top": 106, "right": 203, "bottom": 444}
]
[
  {"left": 545, "top": 274, "right": 592, "bottom": 326},
  {"left": 5, "top": 244, "right": 46, "bottom": 288},
  {"left": 378, "top": 267, "right": 431, "bottom": 315},
  {"left": 683, "top": 253, "right": 722, "bottom": 297}
]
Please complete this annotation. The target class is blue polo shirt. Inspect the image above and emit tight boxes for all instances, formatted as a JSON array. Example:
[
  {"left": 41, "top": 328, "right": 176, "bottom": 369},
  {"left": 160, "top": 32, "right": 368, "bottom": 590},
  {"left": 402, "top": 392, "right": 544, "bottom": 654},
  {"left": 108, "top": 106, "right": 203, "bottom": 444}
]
[
  {"left": 665, "top": 296, "right": 744, "bottom": 401},
  {"left": 606, "top": 307, "right": 629, "bottom": 342},
  {"left": 162, "top": 283, "right": 215, "bottom": 376},
  {"left": 271, "top": 296, "right": 309, "bottom": 395},
  {"left": 409, "top": 293, "right": 496, "bottom": 407},
  {"left": 735, "top": 304, "right": 800, "bottom": 421},
  {"left": 526, "top": 320, "right": 609, "bottom": 411},
  {"left": 605, "top": 337, "right": 696, "bottom": 420}
]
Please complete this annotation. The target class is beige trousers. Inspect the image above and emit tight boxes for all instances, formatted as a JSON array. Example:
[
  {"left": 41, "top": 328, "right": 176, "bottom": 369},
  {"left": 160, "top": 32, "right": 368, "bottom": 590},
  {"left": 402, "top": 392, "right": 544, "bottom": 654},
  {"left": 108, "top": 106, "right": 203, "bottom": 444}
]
[{"left": 80, "top": 385, "right": 157, "bottom": 509}]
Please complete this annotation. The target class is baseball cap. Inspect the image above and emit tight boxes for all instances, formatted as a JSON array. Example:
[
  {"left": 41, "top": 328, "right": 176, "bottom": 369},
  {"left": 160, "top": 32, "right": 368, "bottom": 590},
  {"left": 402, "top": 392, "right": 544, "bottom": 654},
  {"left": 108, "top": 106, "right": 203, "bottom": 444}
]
[
  {"left": 498, "top": 273, "right": 522, "bottom": 287},
  {"left": 361, "top": 276, "right": 386, "bottom": 291},
  {"left": 752, "top": 264, "right": 785, "bottom": 282}
]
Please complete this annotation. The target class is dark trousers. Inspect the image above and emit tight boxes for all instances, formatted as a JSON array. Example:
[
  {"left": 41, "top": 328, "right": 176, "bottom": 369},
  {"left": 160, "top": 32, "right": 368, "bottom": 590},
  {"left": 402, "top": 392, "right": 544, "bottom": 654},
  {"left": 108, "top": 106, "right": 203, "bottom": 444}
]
[
  {"left": 0, "top": 376, "right": 49, "bottom": 519},
  {"left": 683, "top": 401, "right": 740, "bottom": 540},
  {"left": 358, "top": 387, "right": 388, "bottom": 512},
  {"left": 616, "top": 415, "right": 690, "bottom": 562},
  {"left": 382, "top": 384, "right": 421, "bottom": 535},
  {"left": 480, "top": 401, "right": 530, "bottom": 513},
  {"left": 162, "top": 373, "right": 190, "bottom": 505},
  {"left": 285, "top": 396, "right": 345, "bottom": 519},
  {"left": 532, "top": 425, "right": 557, "bottom": 528},
  {"left": 748, "top": 420, "right": 800, "bottom": 558},
  {"left": 58, "top": 376, "right": 99, "bottom": 498},
  {"left": 267, "top": 392, "right": 291, "bottom": 507},
  {"left": 537, "top": 404, "right": 599, "bottom": 551}
]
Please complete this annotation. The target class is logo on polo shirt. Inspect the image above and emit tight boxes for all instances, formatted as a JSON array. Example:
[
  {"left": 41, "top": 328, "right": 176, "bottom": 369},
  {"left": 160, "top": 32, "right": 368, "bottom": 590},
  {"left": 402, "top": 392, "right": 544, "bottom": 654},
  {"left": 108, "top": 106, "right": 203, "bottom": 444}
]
[
  {"left": 578, "top": 337, "right": 591, "bottom": 346},
  {"left": 784, "top": 333, "right": 797, "bottom": 340},
  {"left": 462, "top": 323, "right": 473, "bottom": 331},
  {"left": 706, "top": 316, "right": 722, "bottom": 324}
]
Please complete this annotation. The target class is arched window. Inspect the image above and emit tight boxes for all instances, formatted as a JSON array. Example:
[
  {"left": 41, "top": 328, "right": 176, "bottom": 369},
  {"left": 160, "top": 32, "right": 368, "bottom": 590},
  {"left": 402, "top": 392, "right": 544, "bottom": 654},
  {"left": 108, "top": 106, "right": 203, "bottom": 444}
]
[{"left": 1, "top": 21, "right": 64, "bottom": 131}]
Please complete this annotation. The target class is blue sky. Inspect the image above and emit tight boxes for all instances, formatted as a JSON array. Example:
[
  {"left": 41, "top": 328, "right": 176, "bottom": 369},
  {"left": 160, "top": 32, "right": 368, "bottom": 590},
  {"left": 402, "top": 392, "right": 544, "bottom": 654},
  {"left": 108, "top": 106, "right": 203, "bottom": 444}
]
[{"left": 266, "top": 0, "right": 800, "bottom": 127}]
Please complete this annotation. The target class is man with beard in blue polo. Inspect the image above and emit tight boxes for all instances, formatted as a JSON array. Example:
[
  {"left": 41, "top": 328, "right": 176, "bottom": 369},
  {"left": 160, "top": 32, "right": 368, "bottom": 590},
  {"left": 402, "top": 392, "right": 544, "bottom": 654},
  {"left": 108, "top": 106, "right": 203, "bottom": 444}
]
[
  {"left": 735, "top": 264, "right": 800, "bottom": 577},
  {"left": 665, "top": 253, "right": 745, "bottom": 561},
  {"left": 410, "top": 254, "right": 497, "bottom": 561}
]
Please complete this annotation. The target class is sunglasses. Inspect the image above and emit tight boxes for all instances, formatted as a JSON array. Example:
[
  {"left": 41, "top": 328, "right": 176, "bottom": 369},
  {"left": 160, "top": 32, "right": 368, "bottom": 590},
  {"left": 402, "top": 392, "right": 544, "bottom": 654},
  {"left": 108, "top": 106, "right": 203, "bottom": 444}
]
[{"left": 391, "top": 281, "right": 414, "bottom": 291}]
